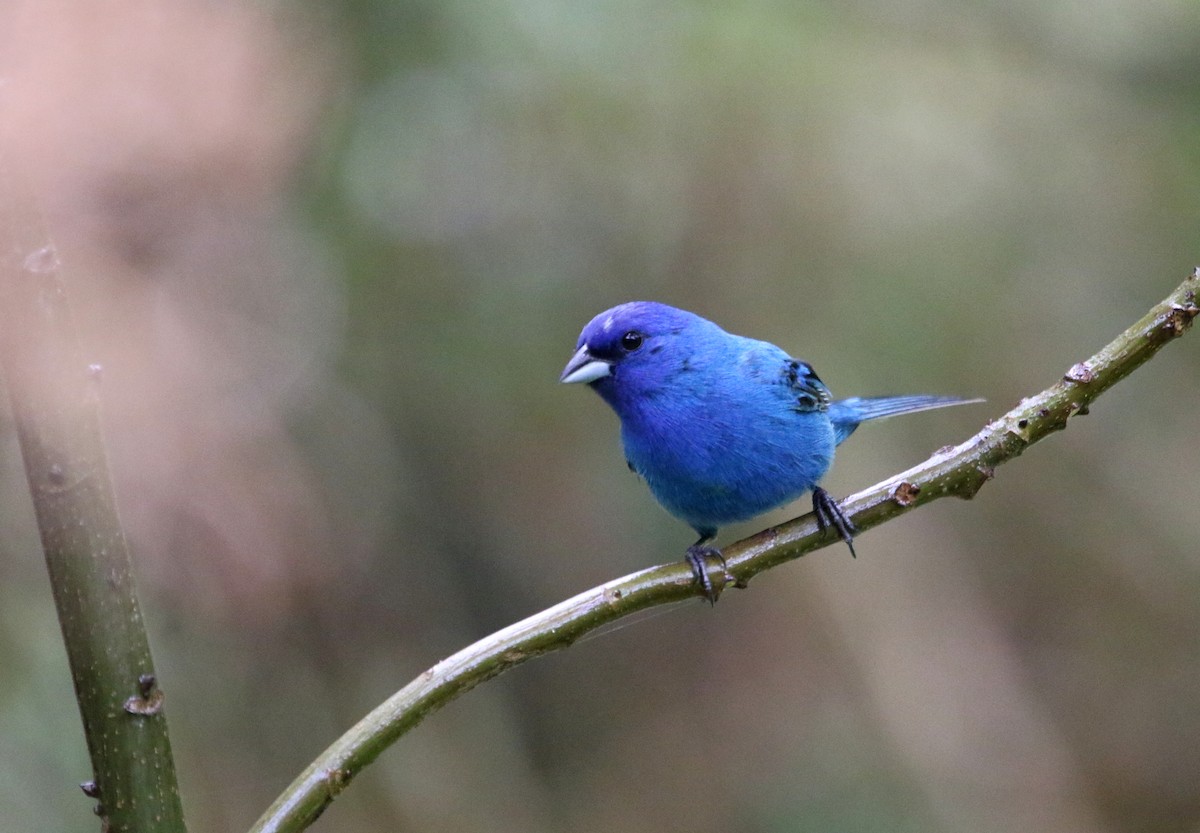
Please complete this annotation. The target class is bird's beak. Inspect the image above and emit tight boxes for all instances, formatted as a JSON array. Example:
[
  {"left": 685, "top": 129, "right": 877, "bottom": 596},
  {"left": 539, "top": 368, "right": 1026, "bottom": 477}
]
[{"left": 560, "top": 346, "right": 612, "bottom": 384}]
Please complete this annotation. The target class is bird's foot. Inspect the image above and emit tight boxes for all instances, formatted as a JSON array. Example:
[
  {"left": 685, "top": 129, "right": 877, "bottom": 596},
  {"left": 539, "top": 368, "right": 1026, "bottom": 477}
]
[
  {"left": 685, "top": 544, "right": 730, "bottom": 605},
  {"left": 813, "top": 487, "right": 857, "bottom": 557}
]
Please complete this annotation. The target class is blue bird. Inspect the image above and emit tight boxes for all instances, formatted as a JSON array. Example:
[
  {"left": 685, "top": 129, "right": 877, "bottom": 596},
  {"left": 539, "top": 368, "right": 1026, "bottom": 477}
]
[{"left": 560, "top": 301, "right": 978, "bottom": 602}]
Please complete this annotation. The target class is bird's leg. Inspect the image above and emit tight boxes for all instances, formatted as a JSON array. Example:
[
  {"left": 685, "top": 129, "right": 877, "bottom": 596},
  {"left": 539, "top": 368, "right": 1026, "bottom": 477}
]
[
  {"left": 685, "top": 533, "right": 728, "bottom": 605},
  {"left": 812, "top": 487, "right": 857, "bottom": 558}
]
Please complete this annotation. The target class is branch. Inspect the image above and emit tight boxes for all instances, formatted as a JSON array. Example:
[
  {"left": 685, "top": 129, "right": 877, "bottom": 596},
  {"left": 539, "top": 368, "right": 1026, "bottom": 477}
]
[
  {"left": 0, "top": 158, "right": 188, "bottom": 831},
  {"left": 250, "top": 271, "right": 1198, "bottom": 833}
]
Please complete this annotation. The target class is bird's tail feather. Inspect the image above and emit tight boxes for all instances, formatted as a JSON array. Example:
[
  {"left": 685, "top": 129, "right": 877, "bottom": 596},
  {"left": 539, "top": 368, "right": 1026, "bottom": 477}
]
[{"left": 829, "top": 395, "right": 982, "bottom": 444}]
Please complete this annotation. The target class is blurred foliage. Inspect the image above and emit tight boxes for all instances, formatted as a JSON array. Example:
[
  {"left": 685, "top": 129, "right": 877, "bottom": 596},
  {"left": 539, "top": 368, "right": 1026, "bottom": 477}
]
[{"left": 1, "top": 1, "right": 1198, "bottom": 832}]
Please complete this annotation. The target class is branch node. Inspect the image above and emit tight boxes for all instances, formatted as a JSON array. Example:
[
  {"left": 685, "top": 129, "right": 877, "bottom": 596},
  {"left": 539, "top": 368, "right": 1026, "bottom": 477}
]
[
  {"left": 891, "top": 481, "right": 921, "bottom": 506},
  {"left": 1165, "top": 303, "right": 1197, "bottom": 337},
  {"left": 1064, "top": 362, "right": 1096, "bottom": 384},
  {"left": 323, "top": 768, "right": 352, "bottom": 797},
  {"left": 124, "top": 676, "right": 165, "bottom": 716}
]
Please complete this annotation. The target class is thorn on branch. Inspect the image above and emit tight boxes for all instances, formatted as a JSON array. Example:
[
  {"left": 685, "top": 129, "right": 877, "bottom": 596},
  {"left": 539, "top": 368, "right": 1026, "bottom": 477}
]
[{"left": 959, "top": 465, "right": 994, "bottom": 499}]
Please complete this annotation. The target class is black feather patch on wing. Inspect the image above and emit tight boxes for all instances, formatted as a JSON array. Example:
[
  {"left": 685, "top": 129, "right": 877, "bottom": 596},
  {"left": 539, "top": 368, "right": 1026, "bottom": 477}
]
[{"left": 783, "top": 359, "right": 832, "bottom": 412}]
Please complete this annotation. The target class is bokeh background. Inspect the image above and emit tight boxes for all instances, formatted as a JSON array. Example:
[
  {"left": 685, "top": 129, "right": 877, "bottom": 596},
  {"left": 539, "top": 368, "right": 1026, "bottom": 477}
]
[{"left": 2, "top": 2, "right": 1199, "bottom": 832}]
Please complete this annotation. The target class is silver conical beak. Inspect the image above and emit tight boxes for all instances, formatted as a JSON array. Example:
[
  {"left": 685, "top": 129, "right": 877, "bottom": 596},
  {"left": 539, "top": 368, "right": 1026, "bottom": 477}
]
[{"left": 560, "top": 346, "right": 612, "bottom": 384}]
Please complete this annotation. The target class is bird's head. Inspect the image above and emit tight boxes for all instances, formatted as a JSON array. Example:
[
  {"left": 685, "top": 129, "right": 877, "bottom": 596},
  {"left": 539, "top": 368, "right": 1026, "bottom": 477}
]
[{"left": 560, "top": 302, "right": 716, "bottom": 412}]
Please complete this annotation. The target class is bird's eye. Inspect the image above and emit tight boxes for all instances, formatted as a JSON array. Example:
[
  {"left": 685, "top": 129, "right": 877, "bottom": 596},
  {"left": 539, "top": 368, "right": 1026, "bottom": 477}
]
[{"left": 620, "top": 331, "right": 644, "bottom": 352}]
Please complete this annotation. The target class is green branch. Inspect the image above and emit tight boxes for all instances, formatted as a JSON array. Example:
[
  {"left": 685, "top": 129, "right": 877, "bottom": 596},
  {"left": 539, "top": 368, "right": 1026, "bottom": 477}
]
[
  {"left": 250, "top": 271, "right": 1197, "bottom": 833},
  {"left": 0, "top": 162, "right": 187, "bottom": 831}
]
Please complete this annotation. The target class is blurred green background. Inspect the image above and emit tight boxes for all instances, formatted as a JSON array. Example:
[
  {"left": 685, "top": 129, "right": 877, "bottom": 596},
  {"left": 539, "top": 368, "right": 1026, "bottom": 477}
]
[{"left": 2, "top": 1, "right": 1199, "bottom": 831}]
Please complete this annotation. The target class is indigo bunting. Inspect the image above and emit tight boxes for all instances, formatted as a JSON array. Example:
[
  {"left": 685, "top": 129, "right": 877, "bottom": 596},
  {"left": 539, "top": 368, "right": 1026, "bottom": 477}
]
[{"left": 560, "top": 301, "right": 978, "bottom": 601}]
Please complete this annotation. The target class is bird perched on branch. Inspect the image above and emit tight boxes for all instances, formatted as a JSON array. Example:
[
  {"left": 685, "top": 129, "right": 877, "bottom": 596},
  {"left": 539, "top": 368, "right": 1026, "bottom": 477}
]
[{"left": 560, "top": 301, "right": 978, "bottom": 602}]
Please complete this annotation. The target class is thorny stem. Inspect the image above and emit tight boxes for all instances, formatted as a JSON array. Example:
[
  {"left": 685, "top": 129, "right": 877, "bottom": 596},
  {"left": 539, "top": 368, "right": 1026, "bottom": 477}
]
[
  {"left": 0, "top": 161, "right": 187, "bottom": 832},
  {"left": 251, "top": 271, "right": 1197, "bottom": 833}
]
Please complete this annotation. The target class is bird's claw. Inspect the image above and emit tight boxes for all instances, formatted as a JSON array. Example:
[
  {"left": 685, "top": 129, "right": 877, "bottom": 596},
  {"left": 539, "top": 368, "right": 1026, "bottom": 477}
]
[
  {"left": 813, "top": 487, "right": 857, "bottom": 557},
  {"left": 685, "top": 544, "right": 729, "bottom": 605}
]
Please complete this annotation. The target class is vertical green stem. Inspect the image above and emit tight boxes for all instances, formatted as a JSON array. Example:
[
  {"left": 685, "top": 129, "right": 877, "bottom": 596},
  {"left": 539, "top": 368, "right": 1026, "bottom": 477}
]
[{"left": 0, "top": 161, "right": 187, "bottom": 831}]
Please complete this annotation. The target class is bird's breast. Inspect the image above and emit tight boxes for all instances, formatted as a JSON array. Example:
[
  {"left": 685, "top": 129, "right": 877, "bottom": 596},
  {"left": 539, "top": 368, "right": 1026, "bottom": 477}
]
[{"left": 620, "top": 396, "right": 837, "bottom": 528}]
